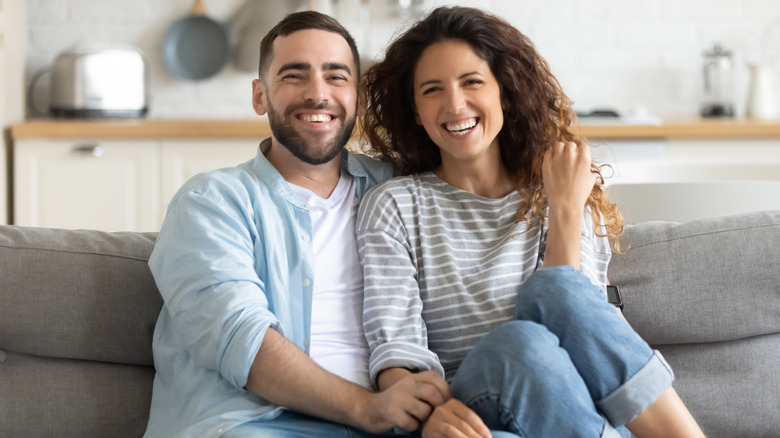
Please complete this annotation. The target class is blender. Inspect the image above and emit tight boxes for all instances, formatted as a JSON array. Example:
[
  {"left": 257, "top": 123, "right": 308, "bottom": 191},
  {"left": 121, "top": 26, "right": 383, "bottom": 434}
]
[{"left": 700, "top": 43, "right": 736, "bottom": 118}]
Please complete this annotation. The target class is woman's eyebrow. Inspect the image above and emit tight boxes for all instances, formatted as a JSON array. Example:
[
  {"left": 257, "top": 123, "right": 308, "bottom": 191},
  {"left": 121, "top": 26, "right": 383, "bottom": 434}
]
[{"left": 418, "top": 71, "right": 483, "bottom": 89}]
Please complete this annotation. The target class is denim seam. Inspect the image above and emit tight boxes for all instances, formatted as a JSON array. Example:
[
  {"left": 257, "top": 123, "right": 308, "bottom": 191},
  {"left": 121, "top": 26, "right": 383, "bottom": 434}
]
[
  {"left": 463, "top": 392, "right": 528, "bottom": 438},
  {"left": 596, "top": 350, "right": 674, "bottom": 426}
]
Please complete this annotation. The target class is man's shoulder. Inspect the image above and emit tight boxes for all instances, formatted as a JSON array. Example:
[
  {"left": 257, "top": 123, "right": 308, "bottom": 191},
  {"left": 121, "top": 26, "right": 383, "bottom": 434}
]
[
  {"left": 345, "top": 151, "right": 395, "bottom": 183},
  {"left": 168, "top": 160, "right": 269, "bottom": 213}
]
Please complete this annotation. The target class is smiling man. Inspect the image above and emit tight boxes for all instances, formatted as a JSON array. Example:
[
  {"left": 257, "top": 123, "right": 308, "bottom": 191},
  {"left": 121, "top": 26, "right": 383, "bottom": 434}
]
[{"left": 143, "top": 11, "right": 449, "bottom": 438}]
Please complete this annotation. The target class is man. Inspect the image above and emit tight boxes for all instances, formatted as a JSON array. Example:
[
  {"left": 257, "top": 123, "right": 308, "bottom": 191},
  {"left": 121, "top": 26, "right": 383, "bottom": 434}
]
[{"left": 143, "top": 11, "right": 450, "bottom": 438}]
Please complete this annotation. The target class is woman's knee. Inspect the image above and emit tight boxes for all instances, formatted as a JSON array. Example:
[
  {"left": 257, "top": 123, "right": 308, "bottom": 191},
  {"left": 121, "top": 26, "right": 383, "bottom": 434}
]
[
  {"left": 457, "top": 321, "right": 563, "bottom": 381},
  {"left": 515, "top": 266, "right": 598, "bottom": 318}
]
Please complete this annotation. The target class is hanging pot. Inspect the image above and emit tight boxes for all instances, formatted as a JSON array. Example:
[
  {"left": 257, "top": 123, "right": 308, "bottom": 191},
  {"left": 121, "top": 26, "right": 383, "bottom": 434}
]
[{"left": 163, "top": 0, "right": 230, "bottom": 80}]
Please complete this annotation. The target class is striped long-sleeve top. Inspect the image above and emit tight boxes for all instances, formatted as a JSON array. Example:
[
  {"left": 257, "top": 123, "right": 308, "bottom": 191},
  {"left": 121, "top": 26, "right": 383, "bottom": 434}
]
[{"left": 356, "top": 172, "right": 612, "bottom": 384}]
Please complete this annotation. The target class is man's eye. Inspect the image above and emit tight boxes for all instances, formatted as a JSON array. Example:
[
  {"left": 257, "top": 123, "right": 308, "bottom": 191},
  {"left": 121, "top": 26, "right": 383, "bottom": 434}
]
[{"left": 282, "top": 74, "right": 303, "bottom": 80}]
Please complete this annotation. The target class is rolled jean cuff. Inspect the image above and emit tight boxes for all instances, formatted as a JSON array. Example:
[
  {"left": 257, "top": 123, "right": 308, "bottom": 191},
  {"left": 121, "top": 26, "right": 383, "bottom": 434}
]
[{"left": 596, "top": 350, "right": 674, "bottom": 426}]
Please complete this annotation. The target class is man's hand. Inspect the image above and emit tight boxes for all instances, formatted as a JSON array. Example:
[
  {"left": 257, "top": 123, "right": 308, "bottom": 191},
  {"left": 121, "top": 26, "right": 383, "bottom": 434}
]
[
  {"left": 422, "top": 399, "right": 491, "bottom": 438},
  {"left": 359, "top": 370, "right": 451, "bottom": 433}
]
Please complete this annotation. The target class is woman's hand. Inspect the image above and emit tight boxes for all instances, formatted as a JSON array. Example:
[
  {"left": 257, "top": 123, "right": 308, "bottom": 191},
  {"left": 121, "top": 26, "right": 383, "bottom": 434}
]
[
  {"left": 542, "top": 141, "right": 596, "bottom": 215},
  {"left": 421, "top": 398, "right": 492, "bottom": 438},
  {"left": 541, "top": 142, "right": 596, "bottom": 268},
  {"left": 366, "top": 368, "right": 451, "bottom": 432}
]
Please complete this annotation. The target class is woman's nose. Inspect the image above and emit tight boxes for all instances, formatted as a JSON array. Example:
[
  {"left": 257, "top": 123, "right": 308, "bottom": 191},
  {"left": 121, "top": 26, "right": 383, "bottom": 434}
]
[{"left": 445, "top": 89, "right": 466, "bottom": 113}]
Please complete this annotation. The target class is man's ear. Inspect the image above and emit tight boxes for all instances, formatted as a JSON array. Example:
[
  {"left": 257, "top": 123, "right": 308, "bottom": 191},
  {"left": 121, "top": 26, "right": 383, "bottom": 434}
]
[
  {"left": 357, "top": 78, "right": 368, "bottom": 117},
  {"left": 252, "top": 79, "right": 268, "bottom": 116}
]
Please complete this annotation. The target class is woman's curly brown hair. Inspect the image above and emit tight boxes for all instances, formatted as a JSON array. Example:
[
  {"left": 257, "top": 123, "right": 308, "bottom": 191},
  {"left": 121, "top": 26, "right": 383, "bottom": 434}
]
[{"left": 361, "top": 6, "right": 623, "bottom": 249}]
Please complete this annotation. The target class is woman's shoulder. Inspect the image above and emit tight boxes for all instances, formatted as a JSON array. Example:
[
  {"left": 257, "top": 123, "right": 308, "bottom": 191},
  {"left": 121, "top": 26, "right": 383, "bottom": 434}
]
[{"left": 363, "top": 172, "right": 438, "bottom": 202}]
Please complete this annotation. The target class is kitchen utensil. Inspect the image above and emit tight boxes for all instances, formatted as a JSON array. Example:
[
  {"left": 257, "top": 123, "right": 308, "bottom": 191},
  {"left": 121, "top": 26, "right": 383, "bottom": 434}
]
[
  {"left": 700, "top": 43, "right": 736, "bottom": 118},
  {"left": 163, "top": 0, "right": 230, "bottom": 80},
  {"left": 48, "top": 44, "right": 148, "bottom": 118},
  {"left": 747, "top": 63, "right": 777, "bottom": 119}
]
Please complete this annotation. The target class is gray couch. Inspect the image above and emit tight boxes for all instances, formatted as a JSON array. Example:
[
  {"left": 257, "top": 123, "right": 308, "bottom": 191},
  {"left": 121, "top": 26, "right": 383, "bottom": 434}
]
[{"left": 1, "top": 211, "right": 778, "bottom": 438}]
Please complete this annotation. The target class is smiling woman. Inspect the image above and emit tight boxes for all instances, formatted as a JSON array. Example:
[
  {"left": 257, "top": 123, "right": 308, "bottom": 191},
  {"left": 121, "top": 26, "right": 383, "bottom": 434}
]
[{"left": 357, "top": 6, "right": 705, "bottom": 438}]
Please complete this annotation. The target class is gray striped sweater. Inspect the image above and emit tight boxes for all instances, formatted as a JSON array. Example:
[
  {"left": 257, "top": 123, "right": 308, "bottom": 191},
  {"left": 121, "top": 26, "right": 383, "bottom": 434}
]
[{"left": 356, "top": 172, "right": 611, "bottom": 384}]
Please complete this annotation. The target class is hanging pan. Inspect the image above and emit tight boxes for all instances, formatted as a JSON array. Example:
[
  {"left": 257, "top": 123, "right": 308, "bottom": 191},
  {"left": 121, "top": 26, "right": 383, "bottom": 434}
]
[{"left": 163, "top": 0, "right": 230, "bottom": 80}]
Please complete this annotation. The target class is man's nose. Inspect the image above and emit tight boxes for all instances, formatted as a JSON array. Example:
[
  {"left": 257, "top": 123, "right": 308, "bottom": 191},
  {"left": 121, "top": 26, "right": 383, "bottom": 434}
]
[{"left": 304, "top": 76, "right": 328, "bottom": 103}]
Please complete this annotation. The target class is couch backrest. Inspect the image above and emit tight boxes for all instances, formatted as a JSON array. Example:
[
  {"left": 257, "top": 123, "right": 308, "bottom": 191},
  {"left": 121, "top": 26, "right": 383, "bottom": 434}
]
[
  {"left": 609, "top": 210, "right": 780, "bottom": 438},
  {"left": 0, "top": 225, "right": 162, "bottom": 438}
]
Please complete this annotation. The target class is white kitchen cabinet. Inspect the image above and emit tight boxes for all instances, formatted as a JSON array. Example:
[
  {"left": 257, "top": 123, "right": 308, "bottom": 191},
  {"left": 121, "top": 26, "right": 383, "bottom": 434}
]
[
  {"left": 14, "top": 139, "right": 161, "bottom": 231},
  {"left": 14, "top": 138, "right": 260, "bottom": 231},
  {"left": 668, "top": 139, "right": 780, "bottom": 162},
  {"left": 159, "top": 139, "right": 260, "bottom": 221}
]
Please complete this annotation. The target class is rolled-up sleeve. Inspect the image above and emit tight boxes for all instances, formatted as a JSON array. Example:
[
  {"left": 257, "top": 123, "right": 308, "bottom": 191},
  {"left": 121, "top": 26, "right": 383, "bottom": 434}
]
[
  {"left": 356, "top": 186, "right": 444, "bottom": 387},
  {"left": 150, "top": 185, "right": 279, "bottom": 389}
]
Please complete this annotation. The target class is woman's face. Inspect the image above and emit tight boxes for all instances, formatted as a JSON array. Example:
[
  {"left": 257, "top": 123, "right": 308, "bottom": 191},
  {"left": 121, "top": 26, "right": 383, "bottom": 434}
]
[{"left": 413, "top": 39, "right": 504, "bottom": 167}]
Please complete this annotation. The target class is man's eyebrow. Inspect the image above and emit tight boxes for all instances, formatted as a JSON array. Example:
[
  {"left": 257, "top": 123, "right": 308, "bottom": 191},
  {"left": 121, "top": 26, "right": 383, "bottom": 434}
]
[
  {"left": 323, "top": 63, "right": 352, "bottom": 75},
  {"left": 418, "top": 71, "right": 482, "bottom": 89},
  {"left": 276, "top": 62, "right": 310, "bottom": 75}
]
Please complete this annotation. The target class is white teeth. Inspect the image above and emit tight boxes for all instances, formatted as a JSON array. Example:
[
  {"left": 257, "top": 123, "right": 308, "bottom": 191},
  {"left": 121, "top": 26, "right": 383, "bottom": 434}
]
[
  {"left": 302, "top": 114, "right": 332, "bottom": 122},
  {"left": 445, "top": 119, "right": 477, "bottom": 134}
]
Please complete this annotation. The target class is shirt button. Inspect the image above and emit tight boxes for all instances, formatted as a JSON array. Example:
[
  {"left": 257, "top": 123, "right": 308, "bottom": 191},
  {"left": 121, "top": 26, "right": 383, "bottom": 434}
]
[
  {"left": 301, "top": 233, "right": 310, "bottom": 242},
  {"left": 304, "top": 202, "right": 313, "bottom": 210},
  {"left": 302, "top": 279, "right": 311, "bottom": 287}
]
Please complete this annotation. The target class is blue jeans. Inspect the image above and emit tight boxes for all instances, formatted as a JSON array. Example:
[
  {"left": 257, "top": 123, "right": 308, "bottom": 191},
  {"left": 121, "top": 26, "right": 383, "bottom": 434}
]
[
  {"left": 220, "top": 410, "right": 398, "bottom": 438},
  {"left": 449, "top": 266, "right": 674, "bottom": 438},
  {"left": 221, "top": 409, "right": 521, "bottom": 438}
]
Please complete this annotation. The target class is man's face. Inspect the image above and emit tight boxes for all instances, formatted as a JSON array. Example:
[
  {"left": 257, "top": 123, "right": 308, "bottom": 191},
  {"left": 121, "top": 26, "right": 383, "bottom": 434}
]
[{"left": 252, "top": 29, "right": 363, "bottom": 165}]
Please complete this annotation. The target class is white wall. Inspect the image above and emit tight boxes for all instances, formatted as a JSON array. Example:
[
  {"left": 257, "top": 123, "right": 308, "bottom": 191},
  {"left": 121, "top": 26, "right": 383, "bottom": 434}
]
[{"left": 26, "top": 0, "right": 780, "bottom": 120}]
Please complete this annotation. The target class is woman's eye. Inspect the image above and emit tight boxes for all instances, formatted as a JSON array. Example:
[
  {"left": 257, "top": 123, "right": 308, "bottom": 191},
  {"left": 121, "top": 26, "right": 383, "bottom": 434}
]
[{"left": 422, "top": 87, "right": 440, "bottom": 95}]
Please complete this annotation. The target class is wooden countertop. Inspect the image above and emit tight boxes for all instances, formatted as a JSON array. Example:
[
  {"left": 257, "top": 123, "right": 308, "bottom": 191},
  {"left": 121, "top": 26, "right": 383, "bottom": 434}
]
[{"left": 11, "top": 117, "right": 780, "bottom": 140}]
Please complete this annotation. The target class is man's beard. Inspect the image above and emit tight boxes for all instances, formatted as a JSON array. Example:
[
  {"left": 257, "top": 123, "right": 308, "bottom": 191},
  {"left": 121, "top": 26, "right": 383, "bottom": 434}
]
[{"left": 267, "top": 99, "right": 356, "bottom": 165}]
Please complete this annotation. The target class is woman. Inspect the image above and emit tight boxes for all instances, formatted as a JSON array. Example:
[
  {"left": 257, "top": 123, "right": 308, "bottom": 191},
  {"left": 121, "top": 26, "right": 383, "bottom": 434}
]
[{"left": 356, "top": 6, "right": 704, "bottom": 438}]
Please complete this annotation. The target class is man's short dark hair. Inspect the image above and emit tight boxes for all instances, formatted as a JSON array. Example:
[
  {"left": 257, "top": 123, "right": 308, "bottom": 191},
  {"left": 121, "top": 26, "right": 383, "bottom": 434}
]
[{"left": 258, "top": 11, "right": 360, "bottom": 81}]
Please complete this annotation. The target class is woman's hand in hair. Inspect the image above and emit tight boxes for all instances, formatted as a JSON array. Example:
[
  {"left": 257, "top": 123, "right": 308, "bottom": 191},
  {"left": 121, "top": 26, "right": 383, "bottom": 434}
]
[
  {"left": 541, "top": 141, "right": 596, "bottom": 268},
  {"left": 542, "top": 141, "right": 596, "bottom": 215}
]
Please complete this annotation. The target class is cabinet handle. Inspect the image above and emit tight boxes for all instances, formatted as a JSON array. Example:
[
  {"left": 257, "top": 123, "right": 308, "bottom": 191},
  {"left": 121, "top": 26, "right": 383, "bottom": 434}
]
[{"left": 72, "top": 144, "right": 104, "bottom": 157}]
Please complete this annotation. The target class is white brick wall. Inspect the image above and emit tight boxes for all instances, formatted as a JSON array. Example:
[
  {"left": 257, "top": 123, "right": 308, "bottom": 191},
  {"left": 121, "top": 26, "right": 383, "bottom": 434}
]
[{"left": 26, "top": 0, "right": 780, "bottom": 119}]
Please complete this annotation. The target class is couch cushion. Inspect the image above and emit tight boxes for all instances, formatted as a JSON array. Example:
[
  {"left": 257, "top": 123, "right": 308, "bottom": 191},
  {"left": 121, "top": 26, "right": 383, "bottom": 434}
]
[
  {"left": 0, "top": 351, "right": 154, "bottom": 438},
  {"left": 0, "top": 225, "right": 162, "bottom": 366},
  {"left": 608, "top": 210, "right": 780, "bottom": 345}
]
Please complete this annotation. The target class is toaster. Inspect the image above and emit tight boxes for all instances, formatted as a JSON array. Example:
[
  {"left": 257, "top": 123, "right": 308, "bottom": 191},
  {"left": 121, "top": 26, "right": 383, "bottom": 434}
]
[{"left": 49, "top": 44, "right": 149, "bottom": 118}]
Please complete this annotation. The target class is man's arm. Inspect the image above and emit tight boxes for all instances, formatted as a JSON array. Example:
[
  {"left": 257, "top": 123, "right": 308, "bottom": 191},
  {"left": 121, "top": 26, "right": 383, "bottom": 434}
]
[{"left": 245, "top": 328, "right": 449, "bottom": 433}]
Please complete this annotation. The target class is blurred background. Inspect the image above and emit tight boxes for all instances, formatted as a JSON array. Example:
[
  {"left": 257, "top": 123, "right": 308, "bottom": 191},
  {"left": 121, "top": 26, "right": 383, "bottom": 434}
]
[{"left": 17, "top": 0, "right": 780, "bottom": 119}]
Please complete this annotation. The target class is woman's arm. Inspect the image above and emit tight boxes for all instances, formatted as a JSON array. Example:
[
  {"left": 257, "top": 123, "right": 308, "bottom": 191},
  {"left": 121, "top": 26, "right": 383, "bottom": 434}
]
[{"left": 541, "top": 142, "right": 597, "bottom": 268}]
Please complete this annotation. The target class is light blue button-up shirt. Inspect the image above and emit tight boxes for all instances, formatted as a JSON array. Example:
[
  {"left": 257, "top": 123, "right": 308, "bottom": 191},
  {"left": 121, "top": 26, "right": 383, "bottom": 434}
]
[{"left": 144, "top": 139, "right": 393, "bottom": 438}]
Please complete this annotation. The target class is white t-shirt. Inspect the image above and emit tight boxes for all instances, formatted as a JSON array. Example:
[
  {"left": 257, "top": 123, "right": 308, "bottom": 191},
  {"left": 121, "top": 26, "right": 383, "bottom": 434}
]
[{"left": 288, "top": 173, "right": 371, "bottom": 388}]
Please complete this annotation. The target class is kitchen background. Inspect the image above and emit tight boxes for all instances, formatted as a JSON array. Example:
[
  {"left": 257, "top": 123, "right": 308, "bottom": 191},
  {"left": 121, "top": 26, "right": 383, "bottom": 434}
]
[
  {"left": 24, "top": 0, "right": 780, "bottom": 120},
  {"left": 4, "top": 0, "right": 780, "bottom": 230}
]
